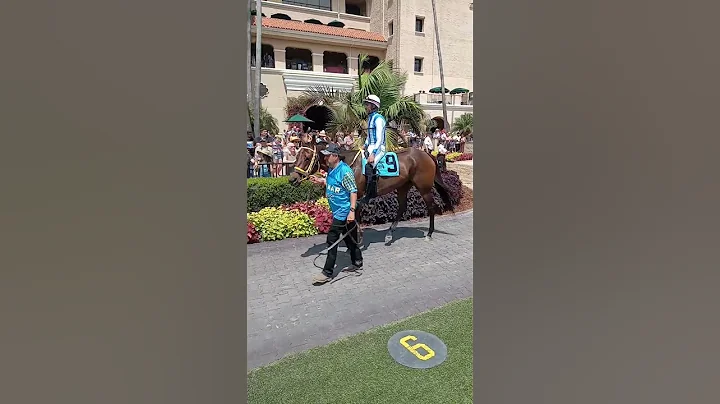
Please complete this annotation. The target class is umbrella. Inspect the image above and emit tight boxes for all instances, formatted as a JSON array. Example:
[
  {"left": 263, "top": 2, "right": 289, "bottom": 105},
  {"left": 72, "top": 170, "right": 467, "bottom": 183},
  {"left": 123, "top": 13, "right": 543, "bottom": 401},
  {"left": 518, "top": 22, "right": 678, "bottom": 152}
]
[
  {"left": 304, "top": 19, "right": 323, "bottom": 25},
  {"left": 450, "top": 87, "right": 469, "bottom": 94},
  {"left": 285, "top": 114, "right": 314, "bottom": 123},
  {"left": 327, "top": 20, "right": 345, "bottom": 28},
  {"left": 429, "top": 87, "right": 450, "bottom": 94}
]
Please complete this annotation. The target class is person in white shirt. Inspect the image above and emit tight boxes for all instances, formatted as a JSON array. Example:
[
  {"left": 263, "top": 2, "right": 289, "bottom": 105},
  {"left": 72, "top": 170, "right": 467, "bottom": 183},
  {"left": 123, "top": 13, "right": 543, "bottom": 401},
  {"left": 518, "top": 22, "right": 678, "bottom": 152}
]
[
  {"left": 283, "top": 141, "right": 297, "bottom": 165},
  {"left": 436, "top": 143, "right": 447, "bottom": 171},
  {"left": 423, "top": 133, "right": 434, "bottom": 154},
  {"left": 437, "top": 143, "right": 447, "bottom": 155}
]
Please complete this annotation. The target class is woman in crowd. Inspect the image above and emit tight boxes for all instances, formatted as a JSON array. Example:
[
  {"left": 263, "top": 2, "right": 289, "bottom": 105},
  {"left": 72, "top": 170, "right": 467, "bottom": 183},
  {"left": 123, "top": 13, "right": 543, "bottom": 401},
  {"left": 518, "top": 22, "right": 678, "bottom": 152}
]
[
  {"left": 283, "top": 137, "right": 298, "bottom": 167},
  {"left": 271, "top": 135, "right": 285, "bottom": 177}
]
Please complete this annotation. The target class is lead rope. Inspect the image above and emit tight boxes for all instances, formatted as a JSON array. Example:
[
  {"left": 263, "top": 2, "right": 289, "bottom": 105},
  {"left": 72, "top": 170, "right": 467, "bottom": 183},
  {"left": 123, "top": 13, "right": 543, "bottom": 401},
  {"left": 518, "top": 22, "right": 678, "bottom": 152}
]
[{"left": 312, "top": 221, "right": 363, "bottom": 283}]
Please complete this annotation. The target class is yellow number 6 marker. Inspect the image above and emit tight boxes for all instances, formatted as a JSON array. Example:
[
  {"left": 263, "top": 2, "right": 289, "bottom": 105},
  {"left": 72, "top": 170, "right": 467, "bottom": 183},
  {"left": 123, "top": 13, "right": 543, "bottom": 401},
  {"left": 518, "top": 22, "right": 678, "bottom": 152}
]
[{"left": 400, "top": 335, "right": 435, "bottom": 360}]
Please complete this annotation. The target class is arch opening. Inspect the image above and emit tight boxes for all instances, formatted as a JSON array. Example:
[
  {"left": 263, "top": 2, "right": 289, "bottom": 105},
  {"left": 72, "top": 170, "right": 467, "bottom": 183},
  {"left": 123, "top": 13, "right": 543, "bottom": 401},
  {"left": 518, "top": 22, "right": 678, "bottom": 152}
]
[
  {"left": 431, "top": 116, "right": 446, "bottom": 131},
  {"left": 304, "top": 105, "right": 333, "bottom": 132}
]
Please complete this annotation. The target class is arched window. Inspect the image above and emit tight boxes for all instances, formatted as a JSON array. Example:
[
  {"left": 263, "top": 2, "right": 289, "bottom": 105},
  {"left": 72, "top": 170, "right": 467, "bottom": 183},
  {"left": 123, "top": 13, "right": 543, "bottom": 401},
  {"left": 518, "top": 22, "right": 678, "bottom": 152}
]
[
  {"left": 250, "top": 44, "right": 275, "bottom": 68},
  {"left": 323, "top": 52, "right": 348, "bottom": 74},
  {"left": 286, "top": 47, "right": 312, "bottom": 71},
  {"left": 359, "top": 56, "right": 380, "bottom": 73}
]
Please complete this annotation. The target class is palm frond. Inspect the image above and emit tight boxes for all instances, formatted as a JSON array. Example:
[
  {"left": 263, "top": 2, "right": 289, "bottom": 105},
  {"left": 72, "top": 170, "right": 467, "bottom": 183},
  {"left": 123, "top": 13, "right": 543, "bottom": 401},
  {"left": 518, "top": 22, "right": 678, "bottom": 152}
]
[
  {"left": 451, "top": 113, "right": 473, "bottom": 135},
  {"left": 285, "top": 96, "right": 307, "bottom": 118},
  {"left": 248, "top": 103, "right": 279, "bottom": 134},
  {"left": 300, "top": 85, "right": 347, "bottom": 107}
]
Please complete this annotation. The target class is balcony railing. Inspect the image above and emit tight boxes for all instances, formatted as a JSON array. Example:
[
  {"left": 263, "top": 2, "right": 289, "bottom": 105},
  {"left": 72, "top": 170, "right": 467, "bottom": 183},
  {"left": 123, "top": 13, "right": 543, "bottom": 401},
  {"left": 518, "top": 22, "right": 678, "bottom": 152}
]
[{"left": 414, "top": 93, "right": 473, "bottom": 105}]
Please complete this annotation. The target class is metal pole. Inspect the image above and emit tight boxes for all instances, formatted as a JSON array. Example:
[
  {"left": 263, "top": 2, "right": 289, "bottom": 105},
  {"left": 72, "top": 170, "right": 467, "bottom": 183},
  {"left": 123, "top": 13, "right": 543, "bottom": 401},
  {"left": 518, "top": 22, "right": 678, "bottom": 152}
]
[
  {"left": 430, "top": 0, "right": 448, "bottom": 130},
  {"left": 247, "top": 0, "right": 253, "bottom": 133},
  {"left": 254, "top": 0, "right": 262, "bottom": 140}
]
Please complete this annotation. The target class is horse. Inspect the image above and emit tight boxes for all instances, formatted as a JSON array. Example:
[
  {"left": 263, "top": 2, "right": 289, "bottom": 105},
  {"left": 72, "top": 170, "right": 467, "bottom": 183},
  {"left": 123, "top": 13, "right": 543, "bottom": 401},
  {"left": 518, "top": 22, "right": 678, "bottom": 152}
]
[{"left": 288, "top": 139, "right": 454, "bottom": 244}]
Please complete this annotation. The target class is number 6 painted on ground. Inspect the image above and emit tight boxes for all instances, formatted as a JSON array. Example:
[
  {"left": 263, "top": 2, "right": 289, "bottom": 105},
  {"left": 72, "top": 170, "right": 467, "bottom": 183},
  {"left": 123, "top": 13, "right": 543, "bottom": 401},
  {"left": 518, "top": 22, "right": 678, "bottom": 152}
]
[{"left": 400, "top": 335, "right": 435, "bottom": 360}]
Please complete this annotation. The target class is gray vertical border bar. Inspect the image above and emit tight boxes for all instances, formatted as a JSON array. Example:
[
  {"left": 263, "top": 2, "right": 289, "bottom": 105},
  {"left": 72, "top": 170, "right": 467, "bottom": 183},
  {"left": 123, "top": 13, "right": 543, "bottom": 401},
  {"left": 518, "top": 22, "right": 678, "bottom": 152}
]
[
  {"left": 0, "top": 0, "right": 248, "bottom": 403},
  {"left": 474, "top": 0, "right": 720, "bottom": 403}
]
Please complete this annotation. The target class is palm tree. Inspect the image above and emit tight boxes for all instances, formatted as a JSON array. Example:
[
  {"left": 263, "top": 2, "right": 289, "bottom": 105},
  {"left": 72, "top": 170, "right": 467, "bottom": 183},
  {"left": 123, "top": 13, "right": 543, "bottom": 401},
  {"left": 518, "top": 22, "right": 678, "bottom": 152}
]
[
  {"left": 451, "top": 113, "right": 473, "bottom": 136},
  {"left": 297, "top": 54, "right": 428, "bottom": 151}
]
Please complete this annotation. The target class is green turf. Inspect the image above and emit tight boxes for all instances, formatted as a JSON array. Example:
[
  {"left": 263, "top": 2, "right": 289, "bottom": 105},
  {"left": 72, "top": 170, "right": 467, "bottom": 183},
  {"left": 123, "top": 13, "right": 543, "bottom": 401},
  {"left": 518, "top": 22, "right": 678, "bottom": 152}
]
[{"left": 247, "top": 297, "right": 473, "bottom": 404}]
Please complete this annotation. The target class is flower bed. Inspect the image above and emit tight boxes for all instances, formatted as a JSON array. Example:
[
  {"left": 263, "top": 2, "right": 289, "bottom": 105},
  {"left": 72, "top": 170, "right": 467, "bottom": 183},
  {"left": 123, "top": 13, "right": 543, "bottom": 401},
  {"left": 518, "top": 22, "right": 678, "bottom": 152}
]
[
  {"left": 431, "top": 151, "right": 473, "bottom": 162},
  {"left": 246, "top": 171, "right": 466, "bottom": 243}
]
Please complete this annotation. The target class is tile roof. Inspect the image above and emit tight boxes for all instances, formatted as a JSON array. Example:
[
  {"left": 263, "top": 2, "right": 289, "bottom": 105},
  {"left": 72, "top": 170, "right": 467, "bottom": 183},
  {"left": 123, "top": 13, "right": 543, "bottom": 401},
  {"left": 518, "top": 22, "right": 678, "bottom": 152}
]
[{"left": 252, "top": 17, "right": 387, "bottom": 43}]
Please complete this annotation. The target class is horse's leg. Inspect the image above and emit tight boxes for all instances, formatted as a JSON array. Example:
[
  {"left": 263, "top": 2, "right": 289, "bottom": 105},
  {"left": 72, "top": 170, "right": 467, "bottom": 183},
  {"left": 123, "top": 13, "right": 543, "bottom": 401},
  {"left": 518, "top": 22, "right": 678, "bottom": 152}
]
[
  {"left": 422, "top": 191, "right": 435, "bottom": 241},
  {"left": 386, "top": 183, "right": 410, "bottom": 244}
]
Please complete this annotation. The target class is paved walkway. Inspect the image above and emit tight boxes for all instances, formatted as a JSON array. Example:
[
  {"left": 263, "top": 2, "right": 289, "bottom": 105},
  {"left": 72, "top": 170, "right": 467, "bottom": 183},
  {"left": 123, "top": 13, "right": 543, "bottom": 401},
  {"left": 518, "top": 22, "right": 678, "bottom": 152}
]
[{"left": 247, "top": 210, "right": 474, "bottom": 370}]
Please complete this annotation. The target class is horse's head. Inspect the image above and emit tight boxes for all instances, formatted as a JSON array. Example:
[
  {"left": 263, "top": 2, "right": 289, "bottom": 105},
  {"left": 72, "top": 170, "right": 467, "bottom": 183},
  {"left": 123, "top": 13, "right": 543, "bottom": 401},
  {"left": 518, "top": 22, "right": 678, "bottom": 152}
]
[{"left": 288, "top": 143, "right": 326, "bottom": 186}]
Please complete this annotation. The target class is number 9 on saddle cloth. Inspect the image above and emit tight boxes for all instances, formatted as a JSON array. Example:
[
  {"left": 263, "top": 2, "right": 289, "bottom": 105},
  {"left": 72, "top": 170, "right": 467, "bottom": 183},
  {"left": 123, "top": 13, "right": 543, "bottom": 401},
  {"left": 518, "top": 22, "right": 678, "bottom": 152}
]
[{"left": 359, "top": 150, "right": 400, "bottom": 204}]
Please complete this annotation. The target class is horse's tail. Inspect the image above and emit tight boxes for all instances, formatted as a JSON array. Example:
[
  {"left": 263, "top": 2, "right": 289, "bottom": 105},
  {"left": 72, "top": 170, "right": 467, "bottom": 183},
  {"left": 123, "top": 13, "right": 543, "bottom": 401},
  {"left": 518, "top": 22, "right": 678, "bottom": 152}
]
[{"left": 432, "top": 154, "right": 455, "bottom": 212}]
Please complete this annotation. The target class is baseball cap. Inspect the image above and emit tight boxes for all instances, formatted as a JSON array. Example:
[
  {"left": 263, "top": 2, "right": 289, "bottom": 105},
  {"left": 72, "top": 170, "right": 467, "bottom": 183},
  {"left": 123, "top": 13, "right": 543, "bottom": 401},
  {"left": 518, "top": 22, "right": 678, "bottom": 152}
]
[{"left": 321, "top": 143, "right": 342, "bottom": 155}]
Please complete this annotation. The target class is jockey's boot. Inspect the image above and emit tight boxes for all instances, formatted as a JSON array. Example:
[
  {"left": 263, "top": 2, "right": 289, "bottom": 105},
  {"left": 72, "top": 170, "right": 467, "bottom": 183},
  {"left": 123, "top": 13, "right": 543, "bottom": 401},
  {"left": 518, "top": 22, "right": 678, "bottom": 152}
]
[{"left": 357, "top": 162, "right": 377, "bottom": 207}]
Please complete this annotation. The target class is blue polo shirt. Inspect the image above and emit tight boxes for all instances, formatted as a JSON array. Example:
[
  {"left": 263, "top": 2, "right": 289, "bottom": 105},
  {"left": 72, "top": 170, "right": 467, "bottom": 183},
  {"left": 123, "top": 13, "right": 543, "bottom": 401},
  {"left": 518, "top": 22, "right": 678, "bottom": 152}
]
[{"left": 325, "top": 161, "right": 357, "bottom": 221}]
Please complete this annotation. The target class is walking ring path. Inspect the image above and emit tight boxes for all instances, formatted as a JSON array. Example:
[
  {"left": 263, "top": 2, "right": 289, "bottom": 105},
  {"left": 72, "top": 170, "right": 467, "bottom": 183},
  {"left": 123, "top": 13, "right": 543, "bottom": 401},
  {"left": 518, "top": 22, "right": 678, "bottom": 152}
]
[{"left": 247, "top": 210, "right": 474, "bottom": 370}]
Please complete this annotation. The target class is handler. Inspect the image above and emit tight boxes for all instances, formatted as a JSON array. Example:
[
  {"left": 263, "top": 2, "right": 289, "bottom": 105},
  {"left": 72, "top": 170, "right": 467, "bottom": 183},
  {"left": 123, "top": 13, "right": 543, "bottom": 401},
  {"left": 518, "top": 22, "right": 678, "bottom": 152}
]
[{"left": 309, "top": 143, "right": 364, "bottom": 284}]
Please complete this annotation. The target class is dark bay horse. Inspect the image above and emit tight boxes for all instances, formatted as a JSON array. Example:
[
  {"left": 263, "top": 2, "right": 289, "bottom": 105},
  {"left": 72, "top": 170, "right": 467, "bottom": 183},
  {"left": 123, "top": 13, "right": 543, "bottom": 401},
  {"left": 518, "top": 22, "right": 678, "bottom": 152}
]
[{"left": 288, "top": 141, "right": 454, "bottom": 243}]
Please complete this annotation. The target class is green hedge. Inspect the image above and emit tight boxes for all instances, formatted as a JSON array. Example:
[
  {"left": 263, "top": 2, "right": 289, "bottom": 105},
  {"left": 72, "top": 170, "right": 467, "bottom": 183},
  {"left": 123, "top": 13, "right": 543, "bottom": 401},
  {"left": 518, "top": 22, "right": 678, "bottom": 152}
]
[{"left": 247, "top": 177, "right": 325, "bottom": 213}]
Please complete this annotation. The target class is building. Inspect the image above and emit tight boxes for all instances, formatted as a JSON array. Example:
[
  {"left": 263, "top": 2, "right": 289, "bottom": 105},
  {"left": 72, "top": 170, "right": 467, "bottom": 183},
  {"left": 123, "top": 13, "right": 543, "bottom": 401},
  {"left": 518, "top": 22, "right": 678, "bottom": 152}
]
[{"left": 251, "top": 0, "right": 473, "bottom": 132}]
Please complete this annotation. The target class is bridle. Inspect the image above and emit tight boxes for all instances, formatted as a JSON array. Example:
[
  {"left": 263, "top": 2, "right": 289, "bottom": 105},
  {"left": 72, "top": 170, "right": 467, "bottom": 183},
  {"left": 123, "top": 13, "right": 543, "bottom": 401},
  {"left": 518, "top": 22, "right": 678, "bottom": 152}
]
[{"left": 293, "top": 146, "right": 321, "bottom": 183}]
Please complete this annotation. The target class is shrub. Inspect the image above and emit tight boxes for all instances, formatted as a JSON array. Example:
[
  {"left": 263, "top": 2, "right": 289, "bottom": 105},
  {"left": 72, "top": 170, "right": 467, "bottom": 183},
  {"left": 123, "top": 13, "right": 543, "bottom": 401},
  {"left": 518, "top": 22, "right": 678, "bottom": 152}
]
[
  {"left": 247, "top": 177, "right": 325, "bottom": 213},
  {"left": 316, "top": 197, "right": 330, "bottom": 210},
  {"left": 454, "top": 153, "right": 473, "bottom": 161},
  {"left": 247, "top": 207, "right": 318, "bottom": 241},
  {"left": 358, "top": 171, "right": 463, "bottom": 225},
  {"left": 283, "top": 201, "right": 333, "bottom": 233},
  {"left": 247, "top": 222, "right": 261, "bottom": 244}
]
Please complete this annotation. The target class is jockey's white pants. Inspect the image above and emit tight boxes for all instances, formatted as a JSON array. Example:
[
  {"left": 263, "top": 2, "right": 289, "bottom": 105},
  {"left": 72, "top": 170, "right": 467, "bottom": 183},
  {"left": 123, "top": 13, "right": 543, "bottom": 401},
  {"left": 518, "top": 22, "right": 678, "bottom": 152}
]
[{"left": 367, "top": 146, "right": 385, "bottom": 168}]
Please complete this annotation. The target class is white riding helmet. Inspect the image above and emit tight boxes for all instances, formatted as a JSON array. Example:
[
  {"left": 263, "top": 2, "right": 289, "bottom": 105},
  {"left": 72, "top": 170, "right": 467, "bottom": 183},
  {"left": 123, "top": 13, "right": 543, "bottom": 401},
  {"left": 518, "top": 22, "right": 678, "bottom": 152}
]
[{"left": 363, "top": 94, "right": 381, "bottom": 108}]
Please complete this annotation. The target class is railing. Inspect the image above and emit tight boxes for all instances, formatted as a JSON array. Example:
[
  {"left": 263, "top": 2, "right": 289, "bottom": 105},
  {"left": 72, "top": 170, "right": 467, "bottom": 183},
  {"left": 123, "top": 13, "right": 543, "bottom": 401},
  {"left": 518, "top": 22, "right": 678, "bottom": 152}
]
[{"left": 247, "top": 162, "right": 297, "bottom": 178}]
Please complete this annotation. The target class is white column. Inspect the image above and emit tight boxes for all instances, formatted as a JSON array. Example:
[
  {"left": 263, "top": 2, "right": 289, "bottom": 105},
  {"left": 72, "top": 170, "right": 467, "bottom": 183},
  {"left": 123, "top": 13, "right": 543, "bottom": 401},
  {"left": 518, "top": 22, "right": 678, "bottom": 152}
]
[
  {"left": 273, "top": 48, "right": 285, "bottom": 69},
  {"left": 348, "top": 56, "right": 359, "bottom": 75},
  {"left": 312, "top": 53, "right": 324, "bottom": 72}
]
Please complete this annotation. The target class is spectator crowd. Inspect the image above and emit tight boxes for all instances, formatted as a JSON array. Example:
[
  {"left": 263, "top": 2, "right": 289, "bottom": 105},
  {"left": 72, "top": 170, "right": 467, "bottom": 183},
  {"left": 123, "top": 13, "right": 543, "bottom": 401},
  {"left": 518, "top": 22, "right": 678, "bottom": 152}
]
[
  {"left": 247, "top": 124, "right": 471, "bottom": 178},
  {"left": 247, "top": 126, "right": 357, "bottom": 178}
]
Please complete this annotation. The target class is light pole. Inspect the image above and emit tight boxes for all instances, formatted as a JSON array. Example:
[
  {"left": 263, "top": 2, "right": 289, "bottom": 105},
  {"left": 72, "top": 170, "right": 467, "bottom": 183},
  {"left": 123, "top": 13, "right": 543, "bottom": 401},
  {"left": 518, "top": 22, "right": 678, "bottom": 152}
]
[
  {"left": 430, "top": 0, "right": 448, "bottom": 130},
  {"left": 253, "top": 0, "right": 262, "bottom": 140},
  {"left": 247, "top": 0, "right": 253, "bottom": 133}
]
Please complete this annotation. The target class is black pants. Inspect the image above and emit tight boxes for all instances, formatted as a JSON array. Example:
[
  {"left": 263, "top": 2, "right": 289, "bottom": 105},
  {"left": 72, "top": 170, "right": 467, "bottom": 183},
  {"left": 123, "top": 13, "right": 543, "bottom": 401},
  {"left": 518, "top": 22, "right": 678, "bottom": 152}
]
[{"left": 323, "top": 218, "right": 363, "bottom": 277}]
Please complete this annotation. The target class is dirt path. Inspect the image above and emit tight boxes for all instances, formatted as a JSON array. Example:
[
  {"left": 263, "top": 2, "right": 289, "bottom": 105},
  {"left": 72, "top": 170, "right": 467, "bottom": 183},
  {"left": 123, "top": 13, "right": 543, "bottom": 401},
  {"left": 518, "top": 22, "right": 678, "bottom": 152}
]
[
  {"left": 449, "top": 141, "right": 473, "bottom": 189},
  {"left": 449, "top": 161, "right": 473, "bottom": 190}
]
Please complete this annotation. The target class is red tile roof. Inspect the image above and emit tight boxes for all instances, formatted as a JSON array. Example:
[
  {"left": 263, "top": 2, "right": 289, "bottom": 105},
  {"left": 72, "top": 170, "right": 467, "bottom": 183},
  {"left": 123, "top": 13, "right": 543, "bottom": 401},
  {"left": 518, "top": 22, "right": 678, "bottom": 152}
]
[{"left": 252, "top": 17, "right": 387, "bottom": 43}]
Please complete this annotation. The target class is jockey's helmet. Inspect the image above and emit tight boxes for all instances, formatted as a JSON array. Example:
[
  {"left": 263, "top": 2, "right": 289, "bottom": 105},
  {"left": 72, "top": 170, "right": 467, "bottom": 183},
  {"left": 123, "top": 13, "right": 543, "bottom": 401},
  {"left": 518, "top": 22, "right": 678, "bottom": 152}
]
[{"left": 363, "top": 94, "right": 381, "bottom": 109}]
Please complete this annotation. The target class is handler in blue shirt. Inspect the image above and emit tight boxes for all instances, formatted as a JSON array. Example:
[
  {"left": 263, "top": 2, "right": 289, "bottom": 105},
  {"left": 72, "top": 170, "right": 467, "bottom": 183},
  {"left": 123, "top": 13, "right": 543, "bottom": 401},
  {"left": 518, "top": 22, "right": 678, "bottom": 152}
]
[{"left": 309, "top": 143, "right": 363, "bottom": 284}]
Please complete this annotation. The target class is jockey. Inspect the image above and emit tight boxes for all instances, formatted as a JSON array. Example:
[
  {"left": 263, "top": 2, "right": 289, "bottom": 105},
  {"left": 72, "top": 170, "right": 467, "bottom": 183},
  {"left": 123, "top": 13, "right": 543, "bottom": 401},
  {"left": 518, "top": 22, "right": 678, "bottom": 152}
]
[{"left": 358, "top": 94, "right": 386, "bottom": 206}]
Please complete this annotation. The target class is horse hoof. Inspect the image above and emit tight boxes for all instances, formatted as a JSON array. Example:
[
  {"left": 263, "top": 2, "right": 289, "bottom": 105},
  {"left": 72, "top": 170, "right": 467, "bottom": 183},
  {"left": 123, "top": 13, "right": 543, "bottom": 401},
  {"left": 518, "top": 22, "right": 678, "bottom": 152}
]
[
  {"left": 425, "top": 235, "right": 432, "bottom": 241},
  {"left": 385, "top": 234, "right": 393, "bottom": 243}
]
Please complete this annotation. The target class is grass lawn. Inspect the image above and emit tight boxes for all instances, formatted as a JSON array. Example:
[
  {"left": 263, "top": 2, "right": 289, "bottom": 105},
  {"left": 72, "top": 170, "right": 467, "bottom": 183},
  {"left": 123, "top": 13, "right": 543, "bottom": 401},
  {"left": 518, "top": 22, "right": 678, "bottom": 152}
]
[{"left": 247, "top": 297, "right": 473, "bottom": 404}]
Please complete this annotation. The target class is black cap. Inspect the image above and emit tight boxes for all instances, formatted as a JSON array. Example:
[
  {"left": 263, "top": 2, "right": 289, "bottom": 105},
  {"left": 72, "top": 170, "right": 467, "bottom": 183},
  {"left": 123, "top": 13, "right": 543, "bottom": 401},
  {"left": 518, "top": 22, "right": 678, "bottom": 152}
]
[{"left": 321, "top": 143, "right": 341, "bottom": 155}]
